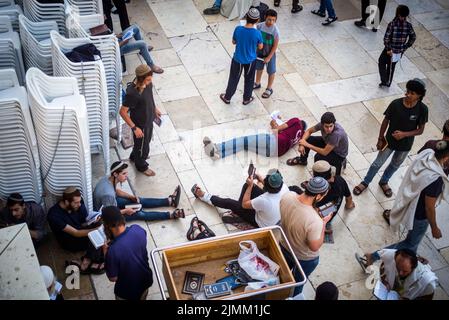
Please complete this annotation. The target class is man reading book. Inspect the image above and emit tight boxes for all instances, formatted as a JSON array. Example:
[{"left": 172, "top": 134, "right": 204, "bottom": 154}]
[{"left": 102, "top": 206, "right": 153, "bottom": 300}]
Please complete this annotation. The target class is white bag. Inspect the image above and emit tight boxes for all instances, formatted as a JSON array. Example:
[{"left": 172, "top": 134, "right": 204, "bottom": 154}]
[{"left": 237, "top": 240, "right": 280, "bottom": 282}]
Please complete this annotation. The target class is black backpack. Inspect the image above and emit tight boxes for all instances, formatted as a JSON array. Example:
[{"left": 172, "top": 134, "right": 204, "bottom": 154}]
[{"left": 252, "top": 1, "right": 269, "bottom": 22}]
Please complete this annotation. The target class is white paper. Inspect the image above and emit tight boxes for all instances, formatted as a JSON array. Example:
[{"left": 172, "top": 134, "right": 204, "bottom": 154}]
[
  {"left": 374, "top": 281, "right": 400, "bottom": 300},
  {"left": 86, "top": 206, "right": 102, "bottom": 225},
  {"left": 125, "top": 203, "right": 142, "bottom": 211},
  {"left": 270, "top": 110, "right": 285, "bottom": 126},
  {"left": 122, "top": 29, "right": 134, "bottom": 41},
  {"left": 392, "top": 53, "right": 401, "bottom": 63},
  {"left": 88, "top": 225, "right": 106, "bottom": 249}
]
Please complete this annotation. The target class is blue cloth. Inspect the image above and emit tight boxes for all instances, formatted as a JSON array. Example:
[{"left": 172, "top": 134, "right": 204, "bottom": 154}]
[
  {"left": 232, "top": 26, "right": 263, "bottom": 65},
  {"left": 115, "top": 196, "right": 170, "bottom": 221},
  {"left": 371, "top": 218, "right": 430, "bottom": 262},
  {"left": 213, "top": 0, "right": 222, "bottom": 7},
  {"left": 216, "top": 133, "right": 277, "bottom": 158},
  {"left": 319, "top": 0, "right": 336, "bottom": 18},
  {"left": 363, "top": 147, "right": 409, "bottom": 185},
  {"left": 106, "top": 225, "right": 153, "bottom": 300}
]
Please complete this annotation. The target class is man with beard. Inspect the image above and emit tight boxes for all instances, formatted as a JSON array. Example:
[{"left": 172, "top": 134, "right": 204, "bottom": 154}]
[
  {"left": 375, "top": 249, "right": 437, "bottom": 300},
  {"left": 0, "top": 193, "right": 47, "bottom": 247},
  {"left": 47, "top": 187, "right": 105, "bottom": 274}
]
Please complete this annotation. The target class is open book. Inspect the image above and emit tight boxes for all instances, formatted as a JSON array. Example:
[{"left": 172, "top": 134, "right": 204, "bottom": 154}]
[
  {"left": 88, "top": 225, "right": 107, "bottom": 249},
  {"left": 374, "top": 281, "right": 400, "bottom": 300},
  {"left": 85, "top": 206, "right": 102, "bottom": 225},
  {"left": 125, "top": 203, "right": 142, "bottom": 211},
  {"left": 122, "top": 29, "right": 134, "bottom": 41}
]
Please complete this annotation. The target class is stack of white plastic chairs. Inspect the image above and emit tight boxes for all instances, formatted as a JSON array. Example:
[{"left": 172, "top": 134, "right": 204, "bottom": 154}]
[
  {"left": 50, "top": 30, "right": 109, "bottom": 173},
  {"left": 0, "top": 16, "right": 25, "bottom": 85},
  {"left": 66, "top": 4, "right": 122, "bottom": 142},
  {"left": 0, "top": 1, "right": 22, "bottom": 32},
  {"left": 26, "top": 67, "right": 93, "bottom": 212},
  {"left": 0, "top": 69, "right": 43, "bottom": 203},
  {"left": 24, "top": 0, "right": 66, "bottom": 36},
  {"left": 65, "top": 0, "right": 103, "bottom": 30},
  {"left": 19, "top": 14, "right": 57, "bottom": 75}
]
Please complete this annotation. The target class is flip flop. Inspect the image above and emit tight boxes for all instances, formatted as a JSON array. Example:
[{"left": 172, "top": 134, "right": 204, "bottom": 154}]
[
  {"left": 219, "top": 93, "right": 230, "bottom": 104},
  {"left": 171, "top": 208, "right": 185, "bottom": 219},
  {"left": 186, "top": 217, "right": 199, "bottom": 240},
  {"left": 311, "top": 9, "right": 325, "bottom": 17},
  {"left": 253, "top": 83, "right": 261, "bottom": 90},
  {"left": 379, "top": 183, "right": 393, "bottom": 198},
  {"left": 242, "top": 96, "right": 254, "bottom": 105},
  {"left": 355, "top": 253, "right": 368, "bottom": 273},
  {"left": 382, "top": 209, "right": 391, "bottom": 225}
]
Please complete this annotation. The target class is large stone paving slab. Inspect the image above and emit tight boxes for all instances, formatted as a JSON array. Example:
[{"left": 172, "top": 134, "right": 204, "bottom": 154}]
[
  {"left": 153, "top": 65, "right": 200, "bottom": 102},
  {"left": 310, "top": 73, "right": 403, "bottom": 108},
  {"left": 280, "top": 41, "right": 340, "bottom": 85},
  {"left": 148, "top": 0, "right": 208, "bottom": 37},
  {"left": 413, "top": 10, "right": 449, "bottom": 31},
  {"left": 315, "top": 38, "right": 378, "bottom": 78},
  {"left": 170, "top": 31, "right": 230, "bottom": 77},
  {"left": 431, "top": 28, "right": 449, "bottom": 49}
]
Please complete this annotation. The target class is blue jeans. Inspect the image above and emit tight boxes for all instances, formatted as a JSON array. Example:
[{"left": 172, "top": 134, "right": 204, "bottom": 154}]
[
  {"left": 213, "top": 0, "right": 222, "bottom": 8},
  {"left": 363, "top": 147, "right": 409, "bottom": 185},
  {"left": 281, "top": 246, "right": 320, "bottom": 296},
  {"left": 370, "top": 218, "right": 429, "bottom": 261},
  {"left": 116, "top": 196, "right": 170, "bottom": 221},
  {"left": 120, "top": 24, "right": 154, "bottom": 66},
  {"left": 319, "top": 0, "right": 336, "bottom": 18},
  {"left": 216, "top": 133, "right": 277, "bottom": 158}
]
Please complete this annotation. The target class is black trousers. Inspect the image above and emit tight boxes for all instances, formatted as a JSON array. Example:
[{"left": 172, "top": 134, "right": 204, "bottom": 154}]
[
  {"left": 225, "top": 59, "right": 257, "bottom": 102},
  {"left": 378, "top": 48, "right": 397, "bottom": 86},
  {"left": 103, "top": 0, "right": 130, "bottom": 32},
  {"left": 361, "top": 0, "right": 387, "bottom": 27},
  {"left": 211, "top": 183, "right": 303, "bottom": 227},
  {"left": 130, "top": 123, "right": 153, "bottom": 172},
  {"left": 300, "top": 136, "right": 346, "bottom": 175}
]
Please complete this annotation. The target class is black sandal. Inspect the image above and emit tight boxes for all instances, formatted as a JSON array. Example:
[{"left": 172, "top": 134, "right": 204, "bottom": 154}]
[
  {"left": 353, "top": 182, "right": 368, "bottom": 196},
  {"left": 286, "top": 156, "right": 306, "bottom": 166},
  {"left": 382, "top": 209, "right": 391, "bottom": 225},
  {"left": 191, "top": 184, "right": 201, "bottom": 199},
  {"left": 171, "top": 208, "right": 185, "bottom": 219},
  {"left": 220, "top": 93, "right": 230, "bottom": 104},
  {"left": 311, "top": 9, "right": 325, "bottom": 17},
  {"left": 379, "top": 183, "right": 393, "bottom": 198},
  {"left": 169, "top": 185, "right": 181, "bottom": 207},
  {"left": 242, "top": 96, "right": 254, "bottom": 105}
]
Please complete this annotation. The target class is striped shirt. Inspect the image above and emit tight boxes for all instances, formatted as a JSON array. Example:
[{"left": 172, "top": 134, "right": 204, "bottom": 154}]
[{"left": 384, "top": 18, "right": 416, "bottom": 54}]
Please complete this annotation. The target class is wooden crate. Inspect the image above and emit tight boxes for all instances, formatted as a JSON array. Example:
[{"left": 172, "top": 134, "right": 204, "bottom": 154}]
[{"left": 159, "top": 228, "right": 296, "bottom": 300}]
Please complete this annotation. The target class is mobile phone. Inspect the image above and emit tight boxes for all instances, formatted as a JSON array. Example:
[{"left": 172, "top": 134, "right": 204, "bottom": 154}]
[
  {"left": 153, "top": 116, "right": 162, "bottom": 127},
  {"left": 318, "top": 202, "right": 337, "bottom": 218},
  {"left": 247, "top": 162, "right": 256, "bottom": 178}
]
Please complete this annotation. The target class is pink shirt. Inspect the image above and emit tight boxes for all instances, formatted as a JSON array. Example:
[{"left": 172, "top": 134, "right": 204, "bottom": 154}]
[{"left": 277, "top": 118, "right": 305, "bottom": 156}]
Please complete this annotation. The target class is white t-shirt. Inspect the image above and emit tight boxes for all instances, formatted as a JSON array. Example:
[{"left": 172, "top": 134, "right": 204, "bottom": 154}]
[{"left": 251, "top": 184, "right": 289, "bottom": 227}]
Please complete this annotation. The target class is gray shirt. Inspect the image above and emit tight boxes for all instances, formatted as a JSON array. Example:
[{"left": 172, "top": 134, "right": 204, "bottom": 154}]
[
  {"left": 93, "top": 176, "right": 117, "bottom": 211},
  {"left": 314, "top": 122, "right": 349, "bottom": 158}
]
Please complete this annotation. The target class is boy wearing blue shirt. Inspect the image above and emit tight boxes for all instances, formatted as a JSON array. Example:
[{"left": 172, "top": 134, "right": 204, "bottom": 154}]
[{"left": 220, "top": 8, "right": 263, "bottom": 105}]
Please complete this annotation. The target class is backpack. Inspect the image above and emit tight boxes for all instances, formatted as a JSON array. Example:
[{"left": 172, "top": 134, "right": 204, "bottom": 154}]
[
  {"left": 65, "top": 43, "right": 102, "bottom": 63},
  {"left": 251, "top": 1, "right": 269, "bottom": 22}
]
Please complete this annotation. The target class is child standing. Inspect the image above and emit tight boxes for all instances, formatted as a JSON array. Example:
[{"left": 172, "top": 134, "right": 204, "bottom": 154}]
[
  {"left": 254, "top": 9, "right": 280, "bottom": 99},
  {"left": 220, "top": 8, "right": 263, "bottom": 105}
]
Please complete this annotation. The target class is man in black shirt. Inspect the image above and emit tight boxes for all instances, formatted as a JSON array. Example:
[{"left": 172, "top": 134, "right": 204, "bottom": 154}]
[
  {"left": 0, "top": 193, "right": 47, "bottom": 247},
  {"left": 119, "top": 64, "right": 162, "bottom": 176},
  {"left": 354, "top": 78, "right": 428, "bottom": 198},
  {"left": 302, "top": 161, "right": 355, "bottom": 236},
  {"left": 357, "top": 141, "right": 449, "bottom": 268},
  {"left": 47, "top": 187, "right": 105, "bottom": 274}
]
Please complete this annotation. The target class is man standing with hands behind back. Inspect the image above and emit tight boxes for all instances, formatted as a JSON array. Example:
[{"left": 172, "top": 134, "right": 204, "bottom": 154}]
[{"left": 119, "top": 64, "right": 163, "bottom": 177}]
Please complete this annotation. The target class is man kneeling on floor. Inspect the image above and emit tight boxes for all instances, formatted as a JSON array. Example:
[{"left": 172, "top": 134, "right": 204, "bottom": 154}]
[
  {"left": 192, "top": 169, "right": 296, "bottom": 228},
  {"left": 47, "top": 187, "right": 105, "bottom": 274},
  {"left": 102, "top": 206, "right": 153, "bottom": 300},
  {"left": 93, "top": 161, "right": 185, "bottom": 221}
]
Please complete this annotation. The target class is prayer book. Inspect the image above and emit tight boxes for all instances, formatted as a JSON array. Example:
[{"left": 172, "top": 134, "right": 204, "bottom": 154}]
[
  {"left": 125, "top": 203, "right": 142, "bottom": 211},
  {"left": 374, "top": 281, "right": 400, "bottom": 300},
  {"left": 182, "top": 271, "right": 205, "bottom": 295},
  {"left": 270, "top": 110, "right": 285, "bottom": 126},
  {"left": 122, "top": 29, "right": 134, "bottom": 41},
  {"left": 88, "top": 225, "right": 107, "bottom": 249}
]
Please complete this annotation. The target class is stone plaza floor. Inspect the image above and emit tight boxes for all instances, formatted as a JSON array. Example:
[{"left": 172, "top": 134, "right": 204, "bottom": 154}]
[{"left": 38, "top": 0, "right": 449, "bottom": 300}]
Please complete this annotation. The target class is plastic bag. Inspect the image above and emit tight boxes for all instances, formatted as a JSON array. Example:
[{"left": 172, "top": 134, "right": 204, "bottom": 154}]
[{"left": 237, "top": 241, "right": 280, "bottom": 282}]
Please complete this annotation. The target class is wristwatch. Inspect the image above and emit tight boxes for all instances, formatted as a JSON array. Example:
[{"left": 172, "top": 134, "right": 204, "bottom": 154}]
[{"left": 131, "top": 126, "right": 137, "bottom": 131}]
